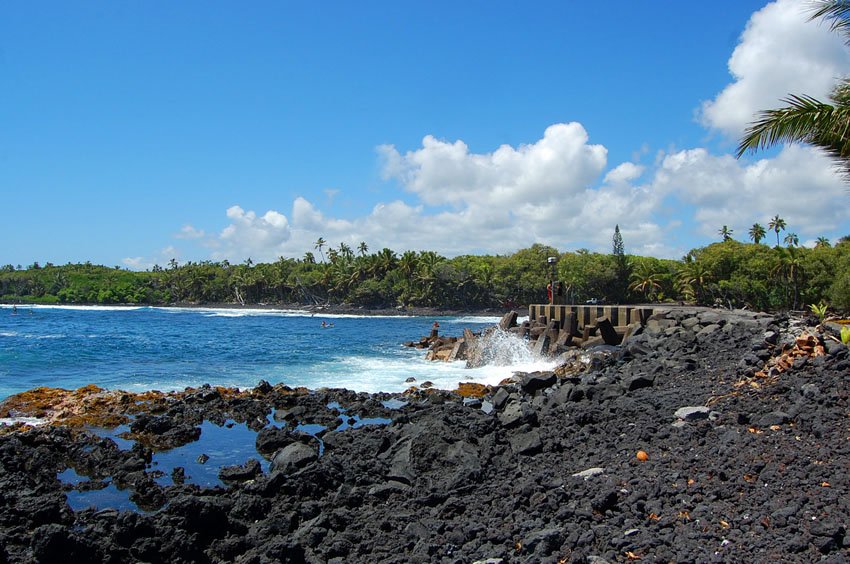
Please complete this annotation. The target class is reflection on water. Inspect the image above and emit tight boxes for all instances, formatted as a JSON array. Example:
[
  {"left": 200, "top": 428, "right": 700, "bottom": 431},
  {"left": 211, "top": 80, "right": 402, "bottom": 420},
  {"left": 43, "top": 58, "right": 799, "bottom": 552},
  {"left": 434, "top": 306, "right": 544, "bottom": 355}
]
[
  {"left": 62, "top": 404, "right": 394, "bottom": 512},
  {"left": 60, "top": 467, "right": 144, "bottom": 513},
  {"left": 149, "top": 420, "right": 269, "bottom": 487}
]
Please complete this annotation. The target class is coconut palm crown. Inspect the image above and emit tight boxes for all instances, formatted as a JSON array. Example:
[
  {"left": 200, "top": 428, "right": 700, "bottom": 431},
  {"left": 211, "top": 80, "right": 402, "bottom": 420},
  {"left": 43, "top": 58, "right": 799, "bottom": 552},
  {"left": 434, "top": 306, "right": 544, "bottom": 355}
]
[
  {"left": 737, "top": 1, "right": 850, "bottom": 177},
  {"left": 749, "top": 223, "right": 767, "bottom": 244}
]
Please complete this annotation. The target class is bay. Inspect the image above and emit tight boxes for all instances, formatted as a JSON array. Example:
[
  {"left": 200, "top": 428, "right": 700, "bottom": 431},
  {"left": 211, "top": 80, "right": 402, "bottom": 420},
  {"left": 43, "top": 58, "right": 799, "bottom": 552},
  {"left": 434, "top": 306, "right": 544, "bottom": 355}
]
[{"left": 0, "top": 305, "right": 549, "bottom": 400}]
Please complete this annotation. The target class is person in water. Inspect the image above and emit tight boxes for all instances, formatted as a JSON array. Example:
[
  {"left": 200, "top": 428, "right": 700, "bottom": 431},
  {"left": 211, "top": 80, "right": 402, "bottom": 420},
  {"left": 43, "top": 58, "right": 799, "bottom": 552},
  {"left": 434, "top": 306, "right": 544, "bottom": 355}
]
[
  {"left": 11, "top": 305, "right": 17, "bottom": 315},
  {"left": 321, "top": 321, "right": 327, "bottom": 328}
]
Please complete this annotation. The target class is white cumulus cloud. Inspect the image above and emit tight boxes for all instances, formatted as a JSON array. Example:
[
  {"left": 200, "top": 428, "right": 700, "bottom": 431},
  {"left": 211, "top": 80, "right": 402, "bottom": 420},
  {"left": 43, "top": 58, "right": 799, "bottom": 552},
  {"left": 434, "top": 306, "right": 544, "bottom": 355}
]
[
  {"left": 653, "top": 144, "right": 848, "bottom": 239},
  {"left": 379, "top": 123, "right": 608, "bottom": 209},
  {"left": 186, "top": 124, "right": 675, "bottom": 262},
  {"left": 214, "top": 205, "right": 292, "bottom": 262},
  {"left": 700, "top": 0, "right": 850, "bottom": 138},
  {"left": 175, "top": 225, "right": 206, "bottom": 240}
]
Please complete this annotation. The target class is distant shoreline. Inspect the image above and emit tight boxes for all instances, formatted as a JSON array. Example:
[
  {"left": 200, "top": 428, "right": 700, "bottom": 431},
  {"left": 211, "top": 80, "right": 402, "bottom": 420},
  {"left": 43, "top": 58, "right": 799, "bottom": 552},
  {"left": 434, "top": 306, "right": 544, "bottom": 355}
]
[{"left": 1, "top": 300, "right": 513, "bottom": 318}]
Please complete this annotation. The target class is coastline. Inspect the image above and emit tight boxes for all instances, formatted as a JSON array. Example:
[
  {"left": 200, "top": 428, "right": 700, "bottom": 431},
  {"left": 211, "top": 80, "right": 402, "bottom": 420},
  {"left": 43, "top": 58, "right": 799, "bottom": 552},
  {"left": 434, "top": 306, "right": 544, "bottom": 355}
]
[
  {"left": 0, "top": 308, "right": 848, "bottom": 561},
  {"left": 2, "top": 300, "right": 511, "bottom": 319}
]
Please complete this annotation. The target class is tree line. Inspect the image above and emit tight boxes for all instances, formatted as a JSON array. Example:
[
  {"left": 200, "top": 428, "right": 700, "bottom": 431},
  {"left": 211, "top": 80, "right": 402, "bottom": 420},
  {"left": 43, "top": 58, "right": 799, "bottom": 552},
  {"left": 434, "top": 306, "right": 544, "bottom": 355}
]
[{"left": 3, "top": 229, "right": 850, "bottom": 313}]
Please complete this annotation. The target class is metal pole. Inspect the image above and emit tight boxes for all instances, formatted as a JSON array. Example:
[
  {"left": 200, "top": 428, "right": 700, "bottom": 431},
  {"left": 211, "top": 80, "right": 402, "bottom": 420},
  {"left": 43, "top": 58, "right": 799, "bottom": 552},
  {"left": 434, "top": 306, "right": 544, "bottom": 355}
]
[{"left": 547, "top": 257, "right": 557, "bottom": 305}]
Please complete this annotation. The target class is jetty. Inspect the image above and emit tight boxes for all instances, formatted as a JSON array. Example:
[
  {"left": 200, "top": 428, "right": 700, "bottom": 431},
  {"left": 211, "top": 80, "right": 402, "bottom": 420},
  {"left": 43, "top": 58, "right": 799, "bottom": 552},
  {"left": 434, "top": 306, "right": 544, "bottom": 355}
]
[{"left": 415, "top": 303, "right": 662, "bottom": 365}]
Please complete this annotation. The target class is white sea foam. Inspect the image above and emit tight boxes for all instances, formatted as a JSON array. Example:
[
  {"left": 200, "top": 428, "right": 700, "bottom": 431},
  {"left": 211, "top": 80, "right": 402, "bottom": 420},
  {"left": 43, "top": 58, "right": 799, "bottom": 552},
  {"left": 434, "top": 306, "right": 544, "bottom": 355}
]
[
  {"left": 279, "top": 331, "right": 556, "bottom": 394},
  {"left": 0, "top": 332, "right": 18, "bottom": 337},
  {"left": 475, "top": 329, "right": 539, "bottom": 366},
  {"left": 4, "top": 304, "right": 147, "bottom": 312},
  {"left": 0, "top": 417, "right": 45, "bottom": 427},
  {"left": 160, "top": 306, "right": 413, "bottom": 320},
  {"left": 445, "top": 316, "right": 502, "bottom": 324}
]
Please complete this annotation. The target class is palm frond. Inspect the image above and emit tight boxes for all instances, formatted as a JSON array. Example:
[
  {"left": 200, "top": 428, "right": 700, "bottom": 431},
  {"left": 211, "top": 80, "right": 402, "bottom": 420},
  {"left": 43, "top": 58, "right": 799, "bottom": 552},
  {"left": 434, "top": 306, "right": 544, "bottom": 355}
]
[
  {"left": 809, "top": 0, "right": 850, "bottom": 42},
  {"left": 736, "top": 94, "right": 850, "bottom": 157}
]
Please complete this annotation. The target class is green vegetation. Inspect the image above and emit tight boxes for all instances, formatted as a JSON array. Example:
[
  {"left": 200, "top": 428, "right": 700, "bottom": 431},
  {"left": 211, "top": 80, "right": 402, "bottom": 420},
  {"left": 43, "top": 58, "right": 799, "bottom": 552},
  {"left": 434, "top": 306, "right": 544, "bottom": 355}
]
[
  {"left": 3, "top": 230, "right": 850, "bottom": 313},
  {"left": 809, "top": 301, "right": 829, "bottom": 321}
]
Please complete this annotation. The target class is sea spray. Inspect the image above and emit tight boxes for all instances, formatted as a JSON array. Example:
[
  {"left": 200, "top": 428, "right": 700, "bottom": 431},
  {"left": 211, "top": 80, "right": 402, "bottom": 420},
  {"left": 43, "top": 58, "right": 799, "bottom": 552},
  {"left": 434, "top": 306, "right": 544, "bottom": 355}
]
[
  {"left": 472, "top": 328, "right": 536, "bottom": 366},
  {"left": 0, "top": 306, "right": 532, "bottom": 397}
]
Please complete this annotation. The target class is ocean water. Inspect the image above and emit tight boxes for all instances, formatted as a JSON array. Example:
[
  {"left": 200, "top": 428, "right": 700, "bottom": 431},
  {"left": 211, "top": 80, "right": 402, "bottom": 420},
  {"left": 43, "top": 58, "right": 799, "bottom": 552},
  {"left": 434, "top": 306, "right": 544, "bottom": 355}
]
[{"left": 0, "top": 305, "right": 551, "bottom": 400}]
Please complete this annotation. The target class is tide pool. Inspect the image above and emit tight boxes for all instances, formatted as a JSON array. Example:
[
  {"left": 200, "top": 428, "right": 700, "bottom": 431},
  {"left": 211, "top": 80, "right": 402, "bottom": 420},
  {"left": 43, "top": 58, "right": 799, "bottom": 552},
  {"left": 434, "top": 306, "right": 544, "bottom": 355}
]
[{"left": 0, "top": 305, "right": 551, "bottom": 400}]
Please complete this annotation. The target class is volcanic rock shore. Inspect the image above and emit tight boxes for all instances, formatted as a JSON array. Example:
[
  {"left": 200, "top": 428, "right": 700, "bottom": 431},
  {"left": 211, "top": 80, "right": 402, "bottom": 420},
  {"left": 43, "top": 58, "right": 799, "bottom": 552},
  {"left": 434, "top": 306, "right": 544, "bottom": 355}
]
[{"left": 0, "top": 308, "right": 849, "bottom": 563}]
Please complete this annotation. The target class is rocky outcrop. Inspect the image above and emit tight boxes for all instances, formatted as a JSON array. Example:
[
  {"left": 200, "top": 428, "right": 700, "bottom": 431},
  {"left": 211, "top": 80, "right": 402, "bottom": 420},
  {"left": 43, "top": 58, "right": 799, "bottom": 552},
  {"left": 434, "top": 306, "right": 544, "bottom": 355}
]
[{"left": 0, "top": 309, "right": 848, "bottom": 562}]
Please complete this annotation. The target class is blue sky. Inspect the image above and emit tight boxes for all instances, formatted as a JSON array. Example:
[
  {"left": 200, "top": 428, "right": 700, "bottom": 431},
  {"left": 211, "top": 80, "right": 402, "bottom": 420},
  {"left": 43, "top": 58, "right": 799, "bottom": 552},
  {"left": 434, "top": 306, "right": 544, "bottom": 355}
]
[{"left": 3, "top": 0, "right": 850, "bottom": 268}]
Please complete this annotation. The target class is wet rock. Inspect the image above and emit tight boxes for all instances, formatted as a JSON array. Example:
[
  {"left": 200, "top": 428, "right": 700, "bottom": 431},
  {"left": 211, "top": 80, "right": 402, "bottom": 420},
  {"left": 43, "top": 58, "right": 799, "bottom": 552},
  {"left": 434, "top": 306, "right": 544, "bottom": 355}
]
[
  {"left": 256, "top": 427, "right": 294, "bottom": 454},
  {"left": 219, "top": 458, "right": 262, "bottom": 482},
  {"left": 270, "top": 443, "right": 317, "bottom": 473},
  {"left": 254, "top": 379, "right": 273, "bottom": 394}
]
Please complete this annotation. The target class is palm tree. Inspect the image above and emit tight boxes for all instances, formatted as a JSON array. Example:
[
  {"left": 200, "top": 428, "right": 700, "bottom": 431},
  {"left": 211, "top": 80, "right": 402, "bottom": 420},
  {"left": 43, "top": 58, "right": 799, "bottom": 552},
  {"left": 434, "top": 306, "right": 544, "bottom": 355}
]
[
  {"left": 815, "top": 236, "right": 832, "bottom": 247},
  {"left": 737, "top": 2, "right": 850, "bottom": 177},
  {"left": 376, "top": 248, "right": 398, "bottom": 277},
  {"left": 768, "top": 215, "right": 786, "bottom": 247},
  {"left": 338, "top": 242, "right": 354, "bottom": 261},
  {"left": 358, "top": 242, "right": 369, "bottom": 257},
  {"left": 303, "top": 252, "right": 315, "bottom": 264},
  {"left": 676, "top": 260, "right": 712, "bottom": 305},
  {"left": 474, "top": 263, "right": 495, "bottom": 300},
  {"left": 718, "top": 225, "right": 734, "bottom": 241},
  {"left": 629, "top": 262, "right": 663, "bottom": 302},
  {"left": 772, "top": 246, "right": 804, "bottom": 310},
  {"left": 314, "top": 237, "right": 327, "bottom": 263},
  {"left": 398, "top": 250, "right": 418, "bottom": 278},
  {"left": 749, "top": 223, "right": 767, "bottom": 244},
  {"left": 784, "top": 232, "right": 800, "bottom": 247}
]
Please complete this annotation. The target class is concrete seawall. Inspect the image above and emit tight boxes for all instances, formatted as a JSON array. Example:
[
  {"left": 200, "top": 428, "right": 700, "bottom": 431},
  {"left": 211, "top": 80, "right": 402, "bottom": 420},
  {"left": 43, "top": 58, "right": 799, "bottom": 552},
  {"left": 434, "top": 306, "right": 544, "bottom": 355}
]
[{"left": 528, "top": 304, "right": 660, "bottom": 331}]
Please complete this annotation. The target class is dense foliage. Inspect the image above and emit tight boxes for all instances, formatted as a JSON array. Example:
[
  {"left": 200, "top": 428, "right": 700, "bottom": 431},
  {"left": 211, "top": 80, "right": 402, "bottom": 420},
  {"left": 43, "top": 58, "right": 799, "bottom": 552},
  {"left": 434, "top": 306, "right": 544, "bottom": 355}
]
[{"left": 3, "top": 236, "right": 850, "bottom": 313}]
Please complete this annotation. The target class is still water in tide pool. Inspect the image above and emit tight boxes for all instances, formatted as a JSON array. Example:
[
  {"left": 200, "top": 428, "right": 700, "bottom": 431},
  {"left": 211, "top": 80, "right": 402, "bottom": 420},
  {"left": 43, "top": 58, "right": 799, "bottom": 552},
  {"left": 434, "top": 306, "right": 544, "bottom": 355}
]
[{"left": 0, "top": 305, "right": 550, "bottom": 400}]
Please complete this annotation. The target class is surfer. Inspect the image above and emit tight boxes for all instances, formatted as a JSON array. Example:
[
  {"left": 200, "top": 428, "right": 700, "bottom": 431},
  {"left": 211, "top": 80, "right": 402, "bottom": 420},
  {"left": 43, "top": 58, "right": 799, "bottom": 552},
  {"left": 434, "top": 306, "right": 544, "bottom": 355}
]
[
  {"left": 429, "top": 321, "right": 439, "bottom": 339},
  {"left": 11, "top": 305, "right": 17, "bottom": 315},
  {"left": 321, "top": 321, "right": 327, "bottom": 328}
]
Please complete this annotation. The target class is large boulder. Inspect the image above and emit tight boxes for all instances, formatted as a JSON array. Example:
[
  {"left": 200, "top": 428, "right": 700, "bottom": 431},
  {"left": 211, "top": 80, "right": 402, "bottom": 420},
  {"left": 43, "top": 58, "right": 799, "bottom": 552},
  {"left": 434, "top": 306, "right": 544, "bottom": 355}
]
[{"left": 270, "top": 443, "right": 317, "bottom": 473}]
